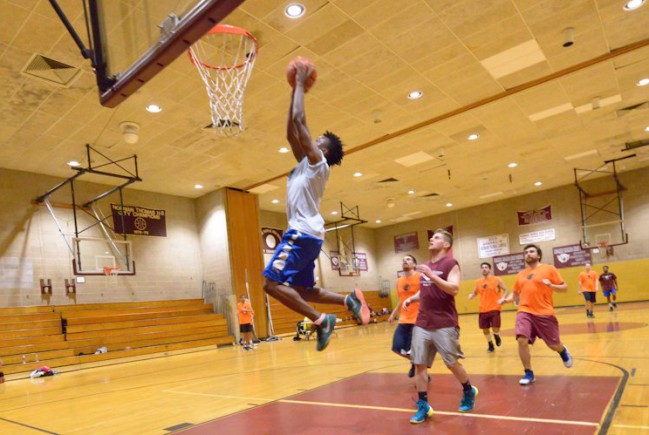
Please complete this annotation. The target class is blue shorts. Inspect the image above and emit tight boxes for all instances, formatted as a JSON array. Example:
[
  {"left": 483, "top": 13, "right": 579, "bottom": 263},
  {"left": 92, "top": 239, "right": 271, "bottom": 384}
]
[
  {"left": 392, "top": 323, "right": 415, "bottom": 355},
  {"left": 582, "top": 292, "right": 596, "bottom": 303},
  {"left": 603, "top": 288, "right": 617, "bottom": 297},
  {"left": 263, "top": 229, "right": 322, "bottom": 288}
]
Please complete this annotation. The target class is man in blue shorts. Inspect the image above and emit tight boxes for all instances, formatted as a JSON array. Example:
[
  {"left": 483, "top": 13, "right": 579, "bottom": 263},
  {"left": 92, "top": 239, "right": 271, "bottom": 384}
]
[
  {"left": 388, "top": 255, "right": 421, "bottom": 377},
  {"left": 263, "top": 61, "right": 369, "bottom": 352},
  {"left": 599, "top": 265, "right": 619, "bottom": 311}
]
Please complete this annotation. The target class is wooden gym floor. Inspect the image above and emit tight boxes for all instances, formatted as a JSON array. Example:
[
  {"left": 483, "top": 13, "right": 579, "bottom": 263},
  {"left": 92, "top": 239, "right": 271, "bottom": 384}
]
[{"left": 1, "top": 301, "right": 648, "bottom": 434}]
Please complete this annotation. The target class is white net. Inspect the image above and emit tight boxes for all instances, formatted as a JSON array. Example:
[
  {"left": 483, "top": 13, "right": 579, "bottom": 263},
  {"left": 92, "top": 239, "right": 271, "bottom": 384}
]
[{"left": 188, "top": 25, "right": 258, "bottom": 136}]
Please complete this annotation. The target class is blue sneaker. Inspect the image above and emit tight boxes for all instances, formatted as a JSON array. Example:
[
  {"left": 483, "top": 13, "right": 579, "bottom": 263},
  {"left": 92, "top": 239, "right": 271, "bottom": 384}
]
[
  {"left": 560, "top": 345, "right": 573, "bottom": 368},
  {"left": 345, "top": 288, "right": 370, "bottom": 325},
  {"left": 519, "top": 370, "right": 535, "bottom": 385},
  {"left": 315, "top": 314, "right": 337, "bottom": 351},
  {"left": 458, "top": 386, "right": 478, "bottom": 412},
  {"left": 409, "top": 400, "right": 433, "bottom": 424}
]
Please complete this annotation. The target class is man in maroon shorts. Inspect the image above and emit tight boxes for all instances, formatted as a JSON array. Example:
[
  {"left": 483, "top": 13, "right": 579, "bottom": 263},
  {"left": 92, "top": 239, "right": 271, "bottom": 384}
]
[
  {"left": 468, "top": 262, "right": 509, "bottom": 353},
  {"left": 501, "top": 244, "right": 573, "bottom": 385}
]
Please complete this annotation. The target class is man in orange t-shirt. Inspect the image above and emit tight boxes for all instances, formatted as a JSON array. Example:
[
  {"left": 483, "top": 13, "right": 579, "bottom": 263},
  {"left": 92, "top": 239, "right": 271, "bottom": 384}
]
[
  {"left": 578, "top": 263, "right": 599, "bottom": 318},
  {"left": 237, "top": 295, "right": 255, "bottom": 351},
  {"left": 388, "top": 254, "right": 421, "bottom": 378},
  {"left": 468, "top": 262, "right": 509, "bottom": 353},
  {"left": 501, "top": 244, "right": 573, "bottom": 385}
]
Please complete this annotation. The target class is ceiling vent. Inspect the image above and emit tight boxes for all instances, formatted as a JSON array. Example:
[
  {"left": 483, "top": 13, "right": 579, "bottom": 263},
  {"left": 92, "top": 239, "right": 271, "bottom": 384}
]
[
  {"left": 422, "top": 193, "right": 439, "bottom": 197},
  {"left": 21, "top": 54, "right": 80, "bottom": 87},
  {"left": 378, "top": 177, "right": 399, "bottom": 183}
]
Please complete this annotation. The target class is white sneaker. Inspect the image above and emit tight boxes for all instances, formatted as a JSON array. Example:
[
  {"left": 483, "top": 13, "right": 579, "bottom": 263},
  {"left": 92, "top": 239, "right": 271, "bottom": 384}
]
[{"left": 561, "top": 346, "right": 573, "bottom": 368}]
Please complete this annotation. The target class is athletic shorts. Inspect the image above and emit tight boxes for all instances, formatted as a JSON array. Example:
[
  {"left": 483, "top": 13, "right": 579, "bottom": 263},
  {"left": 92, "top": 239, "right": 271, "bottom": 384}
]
[
  {"left": 240, "top": 324, "right": 253, "bottom": 333},
  {"left": 478, "top": 310, "right": 501, "bottom": 329},
  {"left": 603, "top": 288, "right": 617, "bottom": 297},
  {"left": 515, "top": 312, "right": 560, "bottom": 347},
  {"left": 410, "top": 326, "right": 465, "bottom": 368},
  {"left": 582, "top": 292, "right": 596, "bottom": 303},
  {"left": 392, "top": 323, "right": 415, "bottom": 355},
  {"left": 263, "top": 229, "right": 323, "bottom": 288}
]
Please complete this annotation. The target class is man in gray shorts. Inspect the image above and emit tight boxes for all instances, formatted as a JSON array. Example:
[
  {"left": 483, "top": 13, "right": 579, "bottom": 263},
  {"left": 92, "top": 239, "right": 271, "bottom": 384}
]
[{"left": 403, "top": 229, "right": 478, "bottom": 424}]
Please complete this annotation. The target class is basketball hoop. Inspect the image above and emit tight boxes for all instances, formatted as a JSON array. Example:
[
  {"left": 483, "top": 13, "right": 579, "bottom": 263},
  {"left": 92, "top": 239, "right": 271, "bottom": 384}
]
[
  {"left": 188, "top": 24, "right": 258, "bottom": 136},
  {"left": 597, "top": 241, "right": 609, "bottom": 248},
  {"left": 103, "top": 266, "right": 119, "bottom": 276}
]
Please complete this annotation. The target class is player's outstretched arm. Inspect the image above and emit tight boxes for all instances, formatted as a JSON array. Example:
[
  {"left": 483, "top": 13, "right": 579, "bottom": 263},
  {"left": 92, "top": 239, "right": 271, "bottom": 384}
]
[
  {"left": 291, "top": 64, "right": 321, "bottom": 165},
  {"left": 286, "top": 89, "right": 304, "bottom": 163}
]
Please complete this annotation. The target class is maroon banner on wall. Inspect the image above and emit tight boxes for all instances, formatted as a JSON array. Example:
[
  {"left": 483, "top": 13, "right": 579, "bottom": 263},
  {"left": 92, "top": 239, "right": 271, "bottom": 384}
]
[
  {"left": 517, "top": 205, "right": 552, "bottom": 226},
  {"left": 353, "top": 252, "right": 368, "bottom": 271},
  {"left": 492, "top": 252, "right": 526, "bottom": 276},
  {"left": 111, "top": 204, "right": 167, "bottom": 237},
  {"left": 552, "top": 244, "right": 592, "bottom": 269},
  {"left": 394, "top": 232, "right": 419, "bottom": 253}
]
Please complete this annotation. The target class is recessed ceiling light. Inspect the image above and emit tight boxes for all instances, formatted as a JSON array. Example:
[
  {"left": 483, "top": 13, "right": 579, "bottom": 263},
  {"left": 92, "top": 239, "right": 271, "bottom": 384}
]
[
  {"left": 624, "top": 0, "right": 645, "bottom": 11},
  {"left": 353, "top": 172, "right": 363, "bottom": 177},
  {"left": 408, "top": 190, "right": 415, "bottom": 195},
  {"left": 508, "top": 162, "right": 518, "bottom": 168},
  {"left": 271, "top": 199, "right": 280, "bottom": 204},
  {"left": 279, "top": 147, "right": 289, "bottom": 153},
  {"left": 467, "top": 133, "right": 480, "bottom": 141},
  {"left": 636, "top": 77, "right": 649, "bottom": 87},
  {"left": 146, "top": 104, "right": 162, "bottom": 113},
  {"left": 407, "top": 90, "right": 423, "bottom": 100},
  {"left": 446, "top": 203, "right": 453, "bottom": 207},
  {"left": 375, "top": 219, "right": 382, "bottom": 224},
  {"left": 645, "top": 126, "right": 649, "bottom": 132},
  {"left": 534, "top": 181, "right": 543, "bottom": 186},
  {"left": 285, "top": 3, "right": 305, "bottom": 18},
  {"left": 194, "top": 184, "right": 204, "bottom": 189},
  {"left": 331, "top": 211, "right": 339, "bottom": 215},
  {"left": 67, "top": 160, "right": 80, "bottom": 167}
]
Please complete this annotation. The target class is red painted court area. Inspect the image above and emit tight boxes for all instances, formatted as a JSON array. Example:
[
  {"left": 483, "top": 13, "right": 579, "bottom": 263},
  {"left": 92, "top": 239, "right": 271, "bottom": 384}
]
[{"left": 178, "top": 373, "right": 619, "bottom": 434}]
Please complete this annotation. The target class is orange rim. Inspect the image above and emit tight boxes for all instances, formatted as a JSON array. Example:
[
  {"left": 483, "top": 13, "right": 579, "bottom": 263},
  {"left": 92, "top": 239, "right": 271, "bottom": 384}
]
[{"left": 188, "top": 24, "right": 259, "bottom": 70}]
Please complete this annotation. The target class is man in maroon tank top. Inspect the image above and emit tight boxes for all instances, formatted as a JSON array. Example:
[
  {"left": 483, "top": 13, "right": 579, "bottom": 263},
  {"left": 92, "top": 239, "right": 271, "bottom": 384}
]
[{"left": 403, "top": 229, "right": 478, "bottom": 424}]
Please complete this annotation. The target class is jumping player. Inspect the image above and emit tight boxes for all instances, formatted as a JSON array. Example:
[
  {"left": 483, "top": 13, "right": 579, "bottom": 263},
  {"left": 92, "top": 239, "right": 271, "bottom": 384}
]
[
  {"left": 263, "top": 61, "right": 369, "bottom": 352},
  {"left": 468, "top": 262, "right": 509, "bottom": 353},
  {"left": 388, "top": 255, "right": 421, "bottom": 377}
]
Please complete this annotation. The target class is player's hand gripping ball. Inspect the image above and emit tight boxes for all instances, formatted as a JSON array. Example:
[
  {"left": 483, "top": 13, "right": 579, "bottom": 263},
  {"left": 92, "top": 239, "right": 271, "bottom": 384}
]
[{"left": 286, "top": 56, "right": 317, "bottom": 92}]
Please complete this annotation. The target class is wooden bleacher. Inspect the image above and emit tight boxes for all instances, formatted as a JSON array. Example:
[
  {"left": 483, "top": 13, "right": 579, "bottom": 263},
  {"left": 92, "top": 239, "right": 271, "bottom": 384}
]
[
  {"left": 269, "top": 290, "right": 392, "bottom": 336},
  {"left": 0, "top": 299, "right": 234, "bottom": 376}
]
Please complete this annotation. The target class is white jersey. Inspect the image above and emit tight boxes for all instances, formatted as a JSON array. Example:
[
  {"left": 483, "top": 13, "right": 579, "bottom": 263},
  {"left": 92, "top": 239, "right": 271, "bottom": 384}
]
[{"left": 286, "top": 153, "right": 329, "bottom": 240}]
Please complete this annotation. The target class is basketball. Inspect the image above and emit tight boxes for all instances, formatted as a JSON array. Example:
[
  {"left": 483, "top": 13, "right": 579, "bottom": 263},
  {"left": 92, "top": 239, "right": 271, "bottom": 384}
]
[{"left": 286, "top": 56, "right": 317, "bottom": 92}]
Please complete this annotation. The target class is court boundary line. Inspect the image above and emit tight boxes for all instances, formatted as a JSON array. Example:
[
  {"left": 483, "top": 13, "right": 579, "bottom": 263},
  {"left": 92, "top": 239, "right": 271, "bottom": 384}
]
[
  {"left": 576, "top": 358, "right": 629, "bottom": 435},
  {"left": 0, "top": 417, "right": 60, "bottom": 434},
  {"left": 278, "top": 399, "right": 599, "bottom": 428},
  {"left": 611, "top": 423, "right": 649, "bottom": 430}
]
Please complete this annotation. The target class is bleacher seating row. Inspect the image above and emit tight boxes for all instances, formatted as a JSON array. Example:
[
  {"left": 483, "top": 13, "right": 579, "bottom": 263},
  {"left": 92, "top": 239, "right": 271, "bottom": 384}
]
[{"left": 0, "top": 299, "right": 233, "bottom": 376}]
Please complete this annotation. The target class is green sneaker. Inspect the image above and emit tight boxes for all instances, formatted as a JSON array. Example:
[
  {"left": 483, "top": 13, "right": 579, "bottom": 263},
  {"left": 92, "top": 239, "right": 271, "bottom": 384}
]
[
  {"left": 316, "top": 314, "right": 337, "bottom": 351},
  {"left": 345, "top": 288, "right": 370, "bottom": 325}
]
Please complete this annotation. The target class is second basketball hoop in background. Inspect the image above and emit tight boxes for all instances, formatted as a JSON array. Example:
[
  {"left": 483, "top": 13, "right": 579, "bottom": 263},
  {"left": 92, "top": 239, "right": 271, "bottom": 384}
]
[{"left": 286, "top": 56, "right": 317, "bottom": 92}]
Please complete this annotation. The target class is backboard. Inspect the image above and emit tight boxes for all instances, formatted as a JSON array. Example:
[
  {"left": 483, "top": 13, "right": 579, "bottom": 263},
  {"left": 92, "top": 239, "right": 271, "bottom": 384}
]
[
  {"left": 94, "top": 0, "right": 244, "bottom": 107},
  {"left": 72, "top": 237, "right": 135, "bottom": 276}
]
